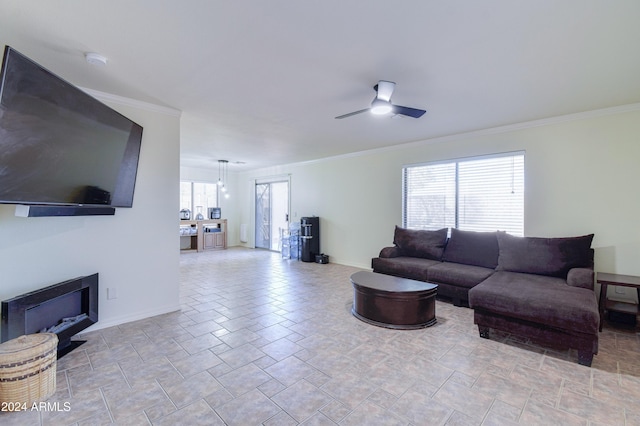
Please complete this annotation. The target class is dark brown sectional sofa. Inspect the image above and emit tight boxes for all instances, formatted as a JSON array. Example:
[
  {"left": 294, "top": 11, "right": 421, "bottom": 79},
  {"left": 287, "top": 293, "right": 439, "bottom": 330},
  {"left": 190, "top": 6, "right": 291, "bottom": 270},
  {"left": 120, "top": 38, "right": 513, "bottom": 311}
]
[{"left": 371, "top": 226, "right": 600, "bottom": 366}]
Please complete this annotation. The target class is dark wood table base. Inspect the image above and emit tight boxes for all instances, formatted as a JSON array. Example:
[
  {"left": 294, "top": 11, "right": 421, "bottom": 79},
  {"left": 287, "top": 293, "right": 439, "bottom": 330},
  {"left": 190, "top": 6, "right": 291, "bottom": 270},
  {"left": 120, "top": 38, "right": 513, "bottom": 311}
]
[
  {"left": 351, "top": 271, "right": 438, "bottom": 329},
  {"left": 597, "top": 272, "right": 640, "bottom": 331}
]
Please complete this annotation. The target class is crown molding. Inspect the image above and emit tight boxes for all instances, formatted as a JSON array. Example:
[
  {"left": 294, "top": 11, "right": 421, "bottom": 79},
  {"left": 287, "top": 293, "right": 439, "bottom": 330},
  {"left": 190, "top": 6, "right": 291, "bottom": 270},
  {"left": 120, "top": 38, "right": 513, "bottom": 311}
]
[
  {"left": 291, "top": 102, "right": 640, "bottom": 169},
  {"left": 447, "top": 102, "right": 640, "bottom": 140},
  {"left": 80, "top": 87, "right": 182, "bottom": 117}
]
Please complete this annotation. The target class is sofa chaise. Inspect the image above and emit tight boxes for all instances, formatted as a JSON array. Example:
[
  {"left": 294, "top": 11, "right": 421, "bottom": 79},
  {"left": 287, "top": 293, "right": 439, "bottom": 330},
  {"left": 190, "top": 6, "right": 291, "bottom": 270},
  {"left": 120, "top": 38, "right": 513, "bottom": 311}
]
[{"left": 371, "top": 226, "right": 599, "bottom": 366}]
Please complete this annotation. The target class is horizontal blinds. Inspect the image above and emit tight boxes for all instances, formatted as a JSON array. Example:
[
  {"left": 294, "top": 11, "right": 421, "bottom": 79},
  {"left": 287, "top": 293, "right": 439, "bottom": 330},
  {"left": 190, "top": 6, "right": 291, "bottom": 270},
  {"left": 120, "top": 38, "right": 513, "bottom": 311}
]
[
  {"left": 403, "top": 162, "right": 456, "bottom": 230},
  {"left": 193, "top": 182, "right": 218, "bottom": 209},
  {"left": 403, "top": 153, "right": 524, "bottom": 235},
  {"left": 457, "top": 155, "right": 524, "bottom": 235}
]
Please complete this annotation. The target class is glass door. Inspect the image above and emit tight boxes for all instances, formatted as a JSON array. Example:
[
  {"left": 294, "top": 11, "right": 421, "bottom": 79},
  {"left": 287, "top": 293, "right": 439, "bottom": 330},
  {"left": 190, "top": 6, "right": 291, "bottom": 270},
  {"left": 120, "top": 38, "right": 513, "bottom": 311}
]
[
  {"left": 255, "top": 181, "right": 289, "bottom": 250},
  {"left": 255, "top": 183, "right": 270, "bottom": 249}
]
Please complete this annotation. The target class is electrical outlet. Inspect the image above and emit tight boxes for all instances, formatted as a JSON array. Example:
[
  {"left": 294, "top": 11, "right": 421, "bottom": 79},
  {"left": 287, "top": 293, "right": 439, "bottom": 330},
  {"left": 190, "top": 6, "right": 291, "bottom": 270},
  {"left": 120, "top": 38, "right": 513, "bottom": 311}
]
[
  {"left": 615, "top": 287, "right": 625, "bottom": 295},
  {"left": 107, "top": 288, "right": 118, "bottom": 300}
]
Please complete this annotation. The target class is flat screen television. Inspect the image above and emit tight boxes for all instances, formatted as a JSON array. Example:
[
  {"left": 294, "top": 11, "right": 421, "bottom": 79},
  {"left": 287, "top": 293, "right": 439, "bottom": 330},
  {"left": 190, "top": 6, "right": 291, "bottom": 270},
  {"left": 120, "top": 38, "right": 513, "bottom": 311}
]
[{"left": 0, "top": 46, "right": 143, "bottom": 207}]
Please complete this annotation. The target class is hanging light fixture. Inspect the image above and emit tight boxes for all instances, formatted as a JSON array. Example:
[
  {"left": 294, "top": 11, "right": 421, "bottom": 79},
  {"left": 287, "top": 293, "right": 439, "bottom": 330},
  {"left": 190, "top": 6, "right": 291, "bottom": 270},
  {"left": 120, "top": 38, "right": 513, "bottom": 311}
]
[
  {"left": 217, "top": 160, "right": 230, "bottom": 199},
  {"left": 221, "top": 161, "right": 227, "bottom": 193},
  {"left": 217, "top": 160, "right": 224, "bottom": 187},
  {"left": 224, "top": 160, "right": 230, "bottom": 198}
]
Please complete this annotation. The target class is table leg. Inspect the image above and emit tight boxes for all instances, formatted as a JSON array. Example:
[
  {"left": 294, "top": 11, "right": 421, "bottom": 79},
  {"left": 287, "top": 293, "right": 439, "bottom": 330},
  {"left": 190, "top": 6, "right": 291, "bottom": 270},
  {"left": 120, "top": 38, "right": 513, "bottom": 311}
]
[
  {"left": 599, "top": 282, "right": 607, "bottom": 332},
  {"left": 637, "top": 288, "right": 640, "bottom": 327}
]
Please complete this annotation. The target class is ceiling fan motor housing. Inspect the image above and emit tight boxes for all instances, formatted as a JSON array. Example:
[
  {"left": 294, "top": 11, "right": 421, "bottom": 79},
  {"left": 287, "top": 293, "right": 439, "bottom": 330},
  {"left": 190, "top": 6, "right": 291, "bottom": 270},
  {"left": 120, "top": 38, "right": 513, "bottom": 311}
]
[{"left": 334, "top": 80, "right": 426, "bottom": 119}]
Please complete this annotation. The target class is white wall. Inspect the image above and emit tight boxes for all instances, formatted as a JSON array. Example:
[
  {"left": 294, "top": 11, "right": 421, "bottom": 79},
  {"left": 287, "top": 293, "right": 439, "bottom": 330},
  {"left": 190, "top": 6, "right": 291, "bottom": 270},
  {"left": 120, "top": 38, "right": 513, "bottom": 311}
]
[
  {"left": 237, "top": 106, "right": 640, "bottom": 301},
  {"left": 0, "top": 93, "right": 181, "bottom": 338}
]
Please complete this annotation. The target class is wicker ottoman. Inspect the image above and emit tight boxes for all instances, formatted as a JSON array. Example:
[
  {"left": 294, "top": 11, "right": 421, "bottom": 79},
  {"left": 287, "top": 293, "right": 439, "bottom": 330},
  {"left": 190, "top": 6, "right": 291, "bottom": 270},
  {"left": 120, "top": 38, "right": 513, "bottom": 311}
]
[{"left": 0, "top": 333, "right": 58, "bottom": 410}]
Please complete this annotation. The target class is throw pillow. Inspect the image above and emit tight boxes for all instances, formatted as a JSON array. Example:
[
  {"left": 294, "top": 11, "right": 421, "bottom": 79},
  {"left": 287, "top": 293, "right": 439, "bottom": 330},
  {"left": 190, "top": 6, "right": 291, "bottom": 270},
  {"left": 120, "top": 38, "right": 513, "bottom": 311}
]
[
  {"left": 442, "top": 228, "right": 499, "bottom": 269},
  {"left": 393, "top": 226, "right": 448, "bottom": 260},
  {"left": 496, "top": 232, "right": 594, "bottom": 278}
]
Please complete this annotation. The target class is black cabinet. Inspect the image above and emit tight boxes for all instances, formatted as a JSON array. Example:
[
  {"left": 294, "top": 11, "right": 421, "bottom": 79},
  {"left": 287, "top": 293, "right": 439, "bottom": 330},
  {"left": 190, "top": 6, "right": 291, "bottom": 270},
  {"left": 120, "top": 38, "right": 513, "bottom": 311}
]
[{"left": 300, "top": 216, "right": 320, "bottom": 262}]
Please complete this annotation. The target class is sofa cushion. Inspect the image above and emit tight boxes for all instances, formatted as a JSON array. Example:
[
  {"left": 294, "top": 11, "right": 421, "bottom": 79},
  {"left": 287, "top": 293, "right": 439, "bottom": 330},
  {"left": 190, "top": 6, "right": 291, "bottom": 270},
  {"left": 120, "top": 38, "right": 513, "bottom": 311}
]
[
  {"left": 427, "top": 262, "right": 495, "bottom": 289},
  {"left": 442, "top": 229, "right": 499, "bottom": 269},
  {"left": 371, "top": 256, "right": 439, "bottom": 282},
  {"left": 496, "top": 232, "right": 594, "bottom": 278},
  {"left": 567, "top": 268, "right": 595, "bottom": 290},
  {"left": 393, "top": 226, "right": 448, "bottom": 260},
  {"left": 468, "top": 271, "right": 599, "bottom": 335},
  {"left": 378, "top": 246, "right": 402, "bottom": 258}
]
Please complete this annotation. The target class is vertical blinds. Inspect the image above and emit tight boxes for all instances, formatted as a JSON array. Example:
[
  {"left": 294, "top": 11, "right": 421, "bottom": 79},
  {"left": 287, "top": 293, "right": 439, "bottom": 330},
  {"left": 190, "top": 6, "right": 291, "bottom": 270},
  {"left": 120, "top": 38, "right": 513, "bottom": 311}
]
[{"left": 403, "top": 152, "right": 524, "bottom": 235}]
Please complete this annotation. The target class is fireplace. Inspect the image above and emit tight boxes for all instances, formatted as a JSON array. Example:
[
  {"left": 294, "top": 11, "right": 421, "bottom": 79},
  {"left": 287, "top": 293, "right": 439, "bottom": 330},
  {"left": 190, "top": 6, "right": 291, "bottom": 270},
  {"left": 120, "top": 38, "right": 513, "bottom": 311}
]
[{"left": 1, "top": 273, "right": 99, "bottom": 358}]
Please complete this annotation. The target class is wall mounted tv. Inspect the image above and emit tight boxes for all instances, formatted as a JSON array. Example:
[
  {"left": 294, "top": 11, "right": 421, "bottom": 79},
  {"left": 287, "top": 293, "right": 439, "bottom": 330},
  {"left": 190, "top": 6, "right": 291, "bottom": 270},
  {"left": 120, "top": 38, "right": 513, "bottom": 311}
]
[{"left": 0, "top": 46, "right": 143, "bottom": 211}]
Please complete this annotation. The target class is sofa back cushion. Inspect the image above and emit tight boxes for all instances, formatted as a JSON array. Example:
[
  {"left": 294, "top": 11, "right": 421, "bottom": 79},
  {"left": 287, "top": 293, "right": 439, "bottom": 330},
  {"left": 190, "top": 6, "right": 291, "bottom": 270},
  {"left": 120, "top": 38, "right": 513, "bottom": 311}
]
[
  {"left": 393, "top": 226, "right": 448, "bottom": 260},
  {"left": 496, "top": 232, "right": 594, "bottom": 278},
  {"left": 442, "top": 229, "right": 499, "bottom": 269}
]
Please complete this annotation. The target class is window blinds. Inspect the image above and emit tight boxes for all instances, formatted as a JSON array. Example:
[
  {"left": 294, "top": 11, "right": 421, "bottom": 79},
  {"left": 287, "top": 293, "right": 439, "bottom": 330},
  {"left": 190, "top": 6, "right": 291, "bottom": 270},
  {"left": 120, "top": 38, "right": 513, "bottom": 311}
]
[{"left": 403, "top": 152, "right": 524, "bottom": 235}]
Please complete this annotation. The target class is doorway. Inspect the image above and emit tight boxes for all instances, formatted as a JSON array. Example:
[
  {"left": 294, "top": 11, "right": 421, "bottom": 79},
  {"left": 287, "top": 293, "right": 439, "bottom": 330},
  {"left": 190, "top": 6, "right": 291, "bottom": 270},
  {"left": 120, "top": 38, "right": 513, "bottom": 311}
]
[{"left": 255, "top": 180, "right": 289, "bottom": 251}]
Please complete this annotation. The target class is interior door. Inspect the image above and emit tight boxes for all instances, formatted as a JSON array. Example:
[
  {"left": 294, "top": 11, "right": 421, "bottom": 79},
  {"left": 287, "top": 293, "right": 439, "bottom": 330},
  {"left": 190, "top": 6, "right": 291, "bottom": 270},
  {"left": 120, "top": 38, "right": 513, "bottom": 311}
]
[{"left": 255, "top": 181, "right": 289, "bottom": 251}]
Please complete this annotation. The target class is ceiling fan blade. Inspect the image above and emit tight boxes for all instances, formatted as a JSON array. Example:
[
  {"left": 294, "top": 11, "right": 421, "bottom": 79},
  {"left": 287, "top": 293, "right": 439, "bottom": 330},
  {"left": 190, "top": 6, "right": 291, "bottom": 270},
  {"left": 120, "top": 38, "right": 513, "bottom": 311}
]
[
  {"left": 335, "top": 108, "right": 370, "bottom": 119},
  {"left": 376, "top": 80, "right": 395, "bottom": 102},
  {"left": 393, "top": 105, "right": 426, "bottom": 118}
]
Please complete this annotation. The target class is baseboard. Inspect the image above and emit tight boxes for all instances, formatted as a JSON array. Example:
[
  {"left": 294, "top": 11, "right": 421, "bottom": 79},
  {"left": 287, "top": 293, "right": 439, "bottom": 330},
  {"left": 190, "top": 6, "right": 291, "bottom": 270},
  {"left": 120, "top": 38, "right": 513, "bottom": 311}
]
[
  {"left": 326, "top": 258, "right": 371, "bottom": 270},
  {"left": 79, "top": 303, "right": 181, "bottom": 334}
]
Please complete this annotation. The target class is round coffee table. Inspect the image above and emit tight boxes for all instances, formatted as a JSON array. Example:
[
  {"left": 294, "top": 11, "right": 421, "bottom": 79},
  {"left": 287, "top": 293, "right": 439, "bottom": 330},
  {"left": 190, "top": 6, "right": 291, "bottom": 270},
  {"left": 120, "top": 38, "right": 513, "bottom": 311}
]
[{"left": 351, "top": 271, "right": 438, "bottom": 329}]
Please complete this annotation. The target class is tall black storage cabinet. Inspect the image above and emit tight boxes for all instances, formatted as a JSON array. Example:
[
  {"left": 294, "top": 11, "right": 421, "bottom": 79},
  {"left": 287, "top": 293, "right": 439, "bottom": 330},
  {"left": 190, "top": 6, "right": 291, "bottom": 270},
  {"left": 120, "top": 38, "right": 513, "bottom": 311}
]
[{"left": 300, "top": 216, "right": 320, "bottom": 262}]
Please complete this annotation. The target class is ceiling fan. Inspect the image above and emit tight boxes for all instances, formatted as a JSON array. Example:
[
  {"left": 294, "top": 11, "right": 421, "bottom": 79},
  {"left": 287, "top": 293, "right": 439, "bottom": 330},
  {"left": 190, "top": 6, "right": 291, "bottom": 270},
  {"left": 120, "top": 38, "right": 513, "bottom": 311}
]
[{"left": 335, "top": 80, "right": 427, "bottom": 119}]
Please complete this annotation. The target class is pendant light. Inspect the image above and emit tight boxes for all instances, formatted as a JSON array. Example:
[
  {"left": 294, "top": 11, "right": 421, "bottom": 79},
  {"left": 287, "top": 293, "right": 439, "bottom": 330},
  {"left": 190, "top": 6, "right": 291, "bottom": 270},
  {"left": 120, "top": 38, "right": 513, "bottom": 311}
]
[
  {"left": 217, "top": 160, "right": 224, "bottom": 187},
  {"left": 223, "top": 160, "right": 230, "bottom": 199},
  {"left": 218, "top": 160, "right": 230, "bottom": 199}
]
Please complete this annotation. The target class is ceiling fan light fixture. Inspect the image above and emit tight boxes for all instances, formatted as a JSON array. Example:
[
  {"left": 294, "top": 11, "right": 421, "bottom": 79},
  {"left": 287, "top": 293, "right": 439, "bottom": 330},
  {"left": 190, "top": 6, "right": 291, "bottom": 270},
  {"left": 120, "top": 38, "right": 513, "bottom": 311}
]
[
  {"left": 335, "top": 80, "right": 426, "bottom": 119},
  {"left": 370, "top": 99, "right": 392, "bottom": 115}
]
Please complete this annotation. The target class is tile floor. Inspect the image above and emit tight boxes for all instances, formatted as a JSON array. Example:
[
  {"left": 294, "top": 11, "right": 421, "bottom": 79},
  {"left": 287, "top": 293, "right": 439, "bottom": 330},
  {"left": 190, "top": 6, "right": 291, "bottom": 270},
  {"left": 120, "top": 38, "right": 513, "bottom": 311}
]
[{"left": 3, "top": 247, "right": 640, "bottom": 425}]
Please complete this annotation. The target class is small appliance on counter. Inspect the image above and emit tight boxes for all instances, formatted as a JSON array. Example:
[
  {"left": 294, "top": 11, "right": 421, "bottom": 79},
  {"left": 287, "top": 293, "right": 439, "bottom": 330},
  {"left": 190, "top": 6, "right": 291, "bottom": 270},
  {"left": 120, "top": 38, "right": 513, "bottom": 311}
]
[
  {"left": 179, "top": 209, "right": 191, "bottom": 220},
  {"left": 208, "top": 207, "right": 221, "bottom": 219},
  {"left": 195, "top": 206, "right": 204, "bottom": 220}
]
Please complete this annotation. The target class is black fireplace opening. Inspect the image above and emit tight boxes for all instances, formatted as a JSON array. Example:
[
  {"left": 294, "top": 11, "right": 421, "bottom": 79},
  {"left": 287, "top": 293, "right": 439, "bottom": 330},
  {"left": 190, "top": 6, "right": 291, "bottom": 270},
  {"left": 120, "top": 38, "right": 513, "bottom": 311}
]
[{"left": 1, "top": 273, "right": 99, "bottom": 358}]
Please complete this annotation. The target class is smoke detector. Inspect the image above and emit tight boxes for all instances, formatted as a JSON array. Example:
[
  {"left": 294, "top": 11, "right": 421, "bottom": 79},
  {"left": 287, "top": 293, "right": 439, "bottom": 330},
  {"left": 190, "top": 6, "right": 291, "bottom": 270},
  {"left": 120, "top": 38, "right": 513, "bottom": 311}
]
[{"left": 85, "top": 52, "right": 107, "bottom": 66}]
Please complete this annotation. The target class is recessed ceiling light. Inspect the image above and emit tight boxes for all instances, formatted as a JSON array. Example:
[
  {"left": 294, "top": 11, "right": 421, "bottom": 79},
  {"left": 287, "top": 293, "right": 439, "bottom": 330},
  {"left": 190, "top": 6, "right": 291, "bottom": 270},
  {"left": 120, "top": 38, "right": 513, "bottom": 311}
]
[{"left": 85, "top": 52, "right": 107, "bottom": 66}]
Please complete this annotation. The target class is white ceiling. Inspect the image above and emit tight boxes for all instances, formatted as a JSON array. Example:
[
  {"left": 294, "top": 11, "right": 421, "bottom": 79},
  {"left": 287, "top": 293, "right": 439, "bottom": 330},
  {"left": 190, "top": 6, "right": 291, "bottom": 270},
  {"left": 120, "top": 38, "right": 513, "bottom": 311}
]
[{"left": 1, "top": 1, "right": 640, "bottom": 172}]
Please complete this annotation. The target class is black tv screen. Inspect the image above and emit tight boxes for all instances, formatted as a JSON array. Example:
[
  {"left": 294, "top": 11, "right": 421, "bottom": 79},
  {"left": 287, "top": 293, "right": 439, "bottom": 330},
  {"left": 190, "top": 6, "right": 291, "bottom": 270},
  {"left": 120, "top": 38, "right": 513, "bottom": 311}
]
[{"left": 0, "top": 46, "right": 143, "bottom": 207}]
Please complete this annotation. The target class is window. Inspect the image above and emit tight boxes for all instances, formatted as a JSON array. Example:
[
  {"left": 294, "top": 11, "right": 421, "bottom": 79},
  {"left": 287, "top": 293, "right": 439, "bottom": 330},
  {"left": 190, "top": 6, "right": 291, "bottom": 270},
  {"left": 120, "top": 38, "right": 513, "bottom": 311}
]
[
  {"left": 180, "top": 181, "right": 218, "bottom": 218},
  {"left": 179, "top": 182, "right": 193, "bottom": 211},
  {"left": 403, "top": 152, "right": 524, "bottom": 235}
]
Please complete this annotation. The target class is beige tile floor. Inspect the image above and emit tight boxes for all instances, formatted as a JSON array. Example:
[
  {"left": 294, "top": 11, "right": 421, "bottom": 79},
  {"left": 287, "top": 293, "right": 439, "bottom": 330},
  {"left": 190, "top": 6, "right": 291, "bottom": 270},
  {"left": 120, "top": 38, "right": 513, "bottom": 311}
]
[{"left": 3, "top": 247, "right": 640, "bottom": 425}]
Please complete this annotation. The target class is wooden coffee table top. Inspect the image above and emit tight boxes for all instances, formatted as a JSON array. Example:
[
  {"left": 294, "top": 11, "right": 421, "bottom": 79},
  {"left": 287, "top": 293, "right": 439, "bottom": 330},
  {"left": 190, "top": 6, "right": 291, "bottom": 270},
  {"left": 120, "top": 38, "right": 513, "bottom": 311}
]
[{"left": 350, "top": 271, "right": 437, "bottom": 293}]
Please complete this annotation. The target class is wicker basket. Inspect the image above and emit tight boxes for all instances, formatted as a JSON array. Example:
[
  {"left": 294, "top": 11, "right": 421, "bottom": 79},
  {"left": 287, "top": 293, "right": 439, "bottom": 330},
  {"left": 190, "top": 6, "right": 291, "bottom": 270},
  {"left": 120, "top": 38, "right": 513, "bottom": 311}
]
[{"left": 0, "top": 333, "right": 58, "bottom": 410}]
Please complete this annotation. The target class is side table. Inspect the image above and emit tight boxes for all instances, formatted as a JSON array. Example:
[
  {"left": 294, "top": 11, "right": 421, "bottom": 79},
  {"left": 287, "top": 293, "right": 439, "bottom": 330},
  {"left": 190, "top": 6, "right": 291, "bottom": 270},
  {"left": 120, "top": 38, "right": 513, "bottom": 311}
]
[{"left": 597, "top": 272, "right": 640, "bottom": 331}]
